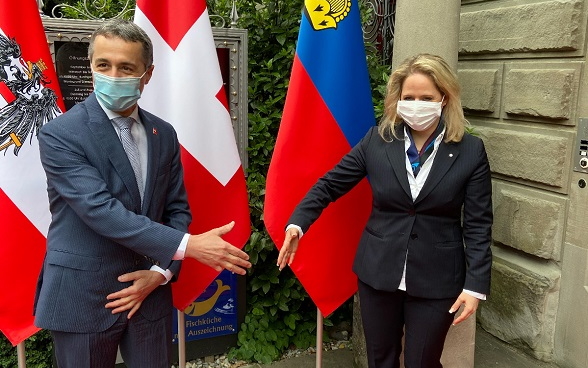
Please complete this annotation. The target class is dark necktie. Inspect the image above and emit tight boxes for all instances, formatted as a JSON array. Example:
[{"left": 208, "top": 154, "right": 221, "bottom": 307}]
[{"left": 113, "top": 117, "right": 144, "bottom": 202}]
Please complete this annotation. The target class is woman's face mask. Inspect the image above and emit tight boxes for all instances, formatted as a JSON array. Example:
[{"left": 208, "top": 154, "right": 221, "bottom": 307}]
[{"left": 396, "top": 97, "right": 444, "bottom": 131}]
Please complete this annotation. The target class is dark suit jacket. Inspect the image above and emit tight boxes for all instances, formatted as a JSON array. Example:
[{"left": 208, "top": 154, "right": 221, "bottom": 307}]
[
  {"left": 289, "top": 125, "right": 492, "bottom": 298},
  {"left": 34, "top": 93, "right": 191, "bottom": 333}
]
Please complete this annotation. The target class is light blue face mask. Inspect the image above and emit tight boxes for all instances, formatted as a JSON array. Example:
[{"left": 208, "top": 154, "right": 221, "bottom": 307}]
[{"left": 93, "top": 70, "right": 147, "bottom": 111}]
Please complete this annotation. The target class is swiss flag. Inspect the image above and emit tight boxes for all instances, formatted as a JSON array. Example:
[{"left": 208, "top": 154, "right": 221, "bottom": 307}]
[
  {"left": 134, "top": 0, "right": 250, "bottom": 310},
  {"left": 0, "top": 0, "right": 65, "bottom": 346}
]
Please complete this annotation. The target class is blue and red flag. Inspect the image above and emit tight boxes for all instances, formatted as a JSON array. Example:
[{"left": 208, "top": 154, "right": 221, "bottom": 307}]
[{"left": 264, "top": 0, "right": 375, "bottom": 317}]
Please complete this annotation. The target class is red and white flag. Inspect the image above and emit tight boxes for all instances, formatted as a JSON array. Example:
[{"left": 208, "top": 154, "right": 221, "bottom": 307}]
[
  {"left": 134, "top": 0, "right": 250, "bottom": 310},
  {"left": 0, "top": 0, "right": 65, "bottom": 346}
]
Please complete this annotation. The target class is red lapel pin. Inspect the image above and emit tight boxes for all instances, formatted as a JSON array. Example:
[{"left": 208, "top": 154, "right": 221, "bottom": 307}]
[{"left": 152, "top": 128, "right": 158, "bottom": 135}]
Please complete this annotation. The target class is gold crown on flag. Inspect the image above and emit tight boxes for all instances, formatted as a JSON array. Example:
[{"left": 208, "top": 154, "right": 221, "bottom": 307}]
[
  {"left": 36, "top": 60, "right": 48, "bottom": 72},
  {"left": 304, "top": 0, "right": 351, "bottom": 31},
  {"left": 24, "top": 60, "right": 48, "bottom": 80}
]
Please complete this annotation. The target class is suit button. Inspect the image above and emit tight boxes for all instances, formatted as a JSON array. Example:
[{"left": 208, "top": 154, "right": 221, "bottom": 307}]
[
  {"left": 408, "top": 209, "right": 415, "bottom": 216},
  {"left": 410, "top": 233, "right": 418, "bottom": 240}
]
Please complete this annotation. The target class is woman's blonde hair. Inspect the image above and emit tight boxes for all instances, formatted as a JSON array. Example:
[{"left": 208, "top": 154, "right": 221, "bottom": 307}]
[{"left": 378, "top": 53, "right": 468, "bottom": 142}]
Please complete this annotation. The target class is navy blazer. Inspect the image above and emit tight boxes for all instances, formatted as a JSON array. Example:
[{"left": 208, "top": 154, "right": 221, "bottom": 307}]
[
  {"left": 289, "top": 125, "right": 492, "bottom": 299},
  {"left": 34, "top": 93, "right": 191, "bottom": 333}
]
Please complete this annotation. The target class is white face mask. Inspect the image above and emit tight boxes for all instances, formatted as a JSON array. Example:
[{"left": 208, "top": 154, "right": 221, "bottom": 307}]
[{"left": 397, "top": 98, "right": 444, "bottom": 131}]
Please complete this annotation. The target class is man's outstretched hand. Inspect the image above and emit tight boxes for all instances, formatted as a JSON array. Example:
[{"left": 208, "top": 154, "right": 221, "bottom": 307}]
[{"left": 185, "top": 221, "right": 251, "bottom": 274}]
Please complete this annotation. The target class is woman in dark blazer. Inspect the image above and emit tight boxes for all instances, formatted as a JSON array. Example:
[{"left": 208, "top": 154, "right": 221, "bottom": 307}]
[{"left": 277, "top": 53, "right": 493, "bottom": 368}]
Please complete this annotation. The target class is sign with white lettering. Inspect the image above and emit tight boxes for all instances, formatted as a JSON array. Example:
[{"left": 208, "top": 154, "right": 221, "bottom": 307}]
[
  {"left": 172, "top": 270, "right": 238, "bottom": 342},
  {"left": 54, "top": 41, "right": 93, "bottom": 111}
]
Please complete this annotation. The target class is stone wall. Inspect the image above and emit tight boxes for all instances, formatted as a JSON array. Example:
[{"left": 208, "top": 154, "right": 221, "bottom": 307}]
[{"left": 458, "top": 0, "right": 588, "bottom": 366}]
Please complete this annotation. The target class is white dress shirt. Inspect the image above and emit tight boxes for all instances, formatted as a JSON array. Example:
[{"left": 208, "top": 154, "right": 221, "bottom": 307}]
[{"left": 97, "top": 100, "right": 189, "bottom": 283}]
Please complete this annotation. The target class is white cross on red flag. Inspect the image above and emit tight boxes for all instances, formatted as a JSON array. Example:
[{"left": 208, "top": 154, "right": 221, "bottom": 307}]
[
  {"left": 0, "top": 0, "right": 65, "bottom": 346},
  {"left": 134, "top": 0, "right": 250, "bottom": 310}
]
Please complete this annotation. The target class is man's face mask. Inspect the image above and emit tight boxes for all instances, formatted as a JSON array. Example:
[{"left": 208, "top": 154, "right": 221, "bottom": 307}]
[{"left": 93, "top": 70, "right": 147, "bottom": 111}]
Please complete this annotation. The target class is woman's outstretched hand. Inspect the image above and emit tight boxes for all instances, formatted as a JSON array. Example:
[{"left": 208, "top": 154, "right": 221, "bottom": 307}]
[{"left": 277, "top": 228, "right": 300, "bottom": 271}]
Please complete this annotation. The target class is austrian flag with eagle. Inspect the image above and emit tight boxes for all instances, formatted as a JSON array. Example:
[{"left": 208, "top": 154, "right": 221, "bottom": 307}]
[
  {"left": 0, "top": 0, "right": 65, "bottom": 346},
  {"left": 0, "top": 34, "right": 62, "bottom": 155}
]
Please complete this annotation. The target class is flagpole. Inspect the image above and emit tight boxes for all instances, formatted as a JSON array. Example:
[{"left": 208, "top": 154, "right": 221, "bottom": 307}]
[
  {"left": 17, "top": 342, "right": 26, "bottom": 368},
  {"left": 177, "top": 310, "right": 186, "bottom": 368},
  {"left": 316, "top": 308, "right": 323, "bottom": 368}
]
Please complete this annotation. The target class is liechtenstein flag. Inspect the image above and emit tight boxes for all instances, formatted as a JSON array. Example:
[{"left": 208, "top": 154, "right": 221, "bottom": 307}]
[{"left": 264, "top": 0, "right": 375, "bottom": 316}]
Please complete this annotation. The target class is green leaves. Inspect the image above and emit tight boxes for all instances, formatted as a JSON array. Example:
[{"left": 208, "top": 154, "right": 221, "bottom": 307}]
[
  {"left": 227, "top": 0, "right": 389, "bottom": 363},
  {"left": 284, "top": 312, "right": 300, "bottom": 330},
  {"left": 232, "top": 1, "right": 310, "bottom": 360},
  {"left": 365, "top": 43, "right": 392, "bottom": 122},
  {"left": 0, "top": 330, "right": 53, "bottom": 368}
]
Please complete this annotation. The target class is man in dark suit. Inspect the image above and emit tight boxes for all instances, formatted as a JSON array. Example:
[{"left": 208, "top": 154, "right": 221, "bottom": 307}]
[{"left": 34, "top": 19, "right": 250, "bottom": 368}]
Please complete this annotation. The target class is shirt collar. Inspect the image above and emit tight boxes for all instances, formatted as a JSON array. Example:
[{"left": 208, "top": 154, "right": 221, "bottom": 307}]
[
  {"left": 95, "top": 97, "right": 141, "bottom": 123},
  {"left": 403, "top": 123, "right": 446, "bottom": 147}
]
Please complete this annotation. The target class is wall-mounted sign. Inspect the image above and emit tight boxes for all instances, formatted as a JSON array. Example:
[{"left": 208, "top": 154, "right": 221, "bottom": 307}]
[{"left": 54, "top": 41, "right": 93, "bottom": 111}]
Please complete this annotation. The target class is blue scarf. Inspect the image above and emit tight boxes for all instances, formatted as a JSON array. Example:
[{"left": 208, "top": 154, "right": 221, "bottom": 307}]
[{"left": 406, "top": 121, "right": 445, "bottom": 177}]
